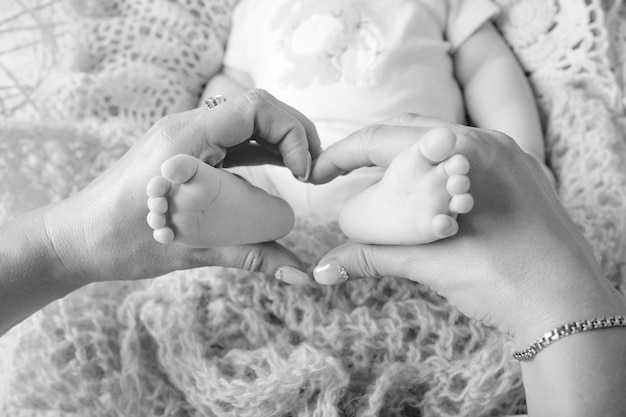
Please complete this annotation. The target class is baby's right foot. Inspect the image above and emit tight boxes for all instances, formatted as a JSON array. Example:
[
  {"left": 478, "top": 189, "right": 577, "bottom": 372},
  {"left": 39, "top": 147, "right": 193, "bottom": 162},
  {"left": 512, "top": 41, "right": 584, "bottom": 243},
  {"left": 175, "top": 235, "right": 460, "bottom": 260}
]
[
  {"left": 146, "top": 154, "right": 294, "bottom": 248},
  {"left": 338, "top": 128, "right": 473, "bottom": 245}
]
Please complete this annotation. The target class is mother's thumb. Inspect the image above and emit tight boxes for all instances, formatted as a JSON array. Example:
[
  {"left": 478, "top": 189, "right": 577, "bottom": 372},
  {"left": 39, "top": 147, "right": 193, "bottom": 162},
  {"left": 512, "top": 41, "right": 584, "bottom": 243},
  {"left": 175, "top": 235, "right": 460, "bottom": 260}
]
[{"left": 313, "top": 242, "right": 431, "bottom": 285}]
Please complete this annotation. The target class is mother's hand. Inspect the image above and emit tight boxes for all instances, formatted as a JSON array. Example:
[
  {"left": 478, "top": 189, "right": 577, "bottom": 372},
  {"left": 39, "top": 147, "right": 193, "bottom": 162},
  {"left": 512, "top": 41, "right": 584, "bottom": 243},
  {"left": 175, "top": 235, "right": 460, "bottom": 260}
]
[
  {"left": 43, "top": 89, "right": 319, "bottom": 286},
  {"left": 310, "top": 114, "right": 625, "bottom": 347}
]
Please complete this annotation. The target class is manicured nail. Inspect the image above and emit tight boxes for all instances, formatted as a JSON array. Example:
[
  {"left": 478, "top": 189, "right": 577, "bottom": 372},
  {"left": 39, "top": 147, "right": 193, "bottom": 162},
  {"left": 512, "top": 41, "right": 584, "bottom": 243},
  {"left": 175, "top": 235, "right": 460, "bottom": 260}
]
[
  {"left": 313, "top": 260, "right": 349, "bottom": 285},
  {"left": 275, "top": 266, "right": 310, "bottom": 285},
  {"left": 297, "top": 152, "right": 312, "bottom": 182}
]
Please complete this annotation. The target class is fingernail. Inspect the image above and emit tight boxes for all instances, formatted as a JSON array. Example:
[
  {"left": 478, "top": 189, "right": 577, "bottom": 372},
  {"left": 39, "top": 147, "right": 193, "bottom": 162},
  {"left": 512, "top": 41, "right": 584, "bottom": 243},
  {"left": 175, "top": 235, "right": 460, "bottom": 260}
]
[
  {"left": 297, "top": 152, "right": 312, "bottom": 182},
  {"left": 313, "top": 260, "right": 349, "bottom": 285},
  {"left": 275, "top": 266, "right": 310, "bottom": 285}
]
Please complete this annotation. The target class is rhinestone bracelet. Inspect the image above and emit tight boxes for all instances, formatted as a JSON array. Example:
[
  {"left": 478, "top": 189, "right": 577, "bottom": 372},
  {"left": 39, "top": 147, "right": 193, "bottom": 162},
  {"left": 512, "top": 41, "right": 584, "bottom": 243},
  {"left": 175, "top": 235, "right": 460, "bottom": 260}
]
[{"left": 513, "top": 315, "right": 626, "bottom": 362}]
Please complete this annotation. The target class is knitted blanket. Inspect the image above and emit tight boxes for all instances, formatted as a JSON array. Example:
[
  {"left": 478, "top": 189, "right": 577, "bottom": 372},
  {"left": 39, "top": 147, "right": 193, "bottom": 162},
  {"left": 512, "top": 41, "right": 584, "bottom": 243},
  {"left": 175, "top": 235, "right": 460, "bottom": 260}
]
[{"left": 1, "top": 0, "right": 626, "bottom": 415}]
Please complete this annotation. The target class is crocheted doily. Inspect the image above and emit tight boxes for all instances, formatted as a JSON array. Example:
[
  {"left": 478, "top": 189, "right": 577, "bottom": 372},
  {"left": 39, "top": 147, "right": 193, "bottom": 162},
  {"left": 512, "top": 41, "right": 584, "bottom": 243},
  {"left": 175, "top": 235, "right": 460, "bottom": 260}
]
[{"left": 1, "top": 0, "right": 625, "bottom": 416}]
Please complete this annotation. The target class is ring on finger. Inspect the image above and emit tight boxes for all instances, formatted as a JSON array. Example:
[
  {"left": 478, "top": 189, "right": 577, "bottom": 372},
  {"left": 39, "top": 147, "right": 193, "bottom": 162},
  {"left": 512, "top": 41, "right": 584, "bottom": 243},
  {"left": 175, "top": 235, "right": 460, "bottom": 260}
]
[{"left": 203, "top": 95, "right": 227, "bottom": 109}]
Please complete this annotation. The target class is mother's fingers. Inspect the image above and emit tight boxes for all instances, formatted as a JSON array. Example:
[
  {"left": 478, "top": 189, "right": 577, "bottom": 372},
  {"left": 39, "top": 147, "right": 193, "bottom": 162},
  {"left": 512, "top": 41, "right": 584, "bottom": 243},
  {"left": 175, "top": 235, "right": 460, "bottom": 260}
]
[
  {"left": 162, "top": 89, "right": 319, "bottom": 179},
  {"left": 210, "top": 89, "right": 320, "bottom": 179},
  {"left": 308, "top": 114, "right": 490, "bottom": 184},
  {"left": 309, "top": 124, "right": 431, "bottom": 184},
  {"left": 260, "top": 92, "right": 323, "bottom": 159}
]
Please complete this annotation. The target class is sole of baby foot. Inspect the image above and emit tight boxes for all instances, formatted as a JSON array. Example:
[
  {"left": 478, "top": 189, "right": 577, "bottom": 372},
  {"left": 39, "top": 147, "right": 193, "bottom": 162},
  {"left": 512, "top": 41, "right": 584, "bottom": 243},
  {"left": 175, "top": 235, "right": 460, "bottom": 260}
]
[
  {"left": 146, "top": 154, "right": 295, "bottom": 248},
  {"left": 338, "top": 128, "right": 473, "bottom": 245}
]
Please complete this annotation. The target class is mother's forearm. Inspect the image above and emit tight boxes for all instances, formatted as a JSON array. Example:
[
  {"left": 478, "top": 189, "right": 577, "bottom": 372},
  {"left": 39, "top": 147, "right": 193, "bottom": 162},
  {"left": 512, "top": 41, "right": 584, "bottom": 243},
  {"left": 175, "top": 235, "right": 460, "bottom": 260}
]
[{"left": 0, "top": 206, "right": 82, "bottom": 336}]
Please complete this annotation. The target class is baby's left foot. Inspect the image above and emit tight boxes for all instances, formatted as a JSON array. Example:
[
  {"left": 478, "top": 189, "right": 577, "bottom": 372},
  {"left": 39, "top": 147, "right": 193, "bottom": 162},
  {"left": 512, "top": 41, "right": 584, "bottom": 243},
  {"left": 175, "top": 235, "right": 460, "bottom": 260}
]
[{"left": 338, "top": 128, "right": 473, "bottom": 245}]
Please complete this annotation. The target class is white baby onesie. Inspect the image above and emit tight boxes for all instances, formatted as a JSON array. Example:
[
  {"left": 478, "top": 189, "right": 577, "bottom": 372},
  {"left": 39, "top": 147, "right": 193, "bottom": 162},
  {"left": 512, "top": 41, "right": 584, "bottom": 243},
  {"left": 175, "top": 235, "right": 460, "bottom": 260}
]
[{"left": 224, "top": 0, "right": 499, "bottom": 219}]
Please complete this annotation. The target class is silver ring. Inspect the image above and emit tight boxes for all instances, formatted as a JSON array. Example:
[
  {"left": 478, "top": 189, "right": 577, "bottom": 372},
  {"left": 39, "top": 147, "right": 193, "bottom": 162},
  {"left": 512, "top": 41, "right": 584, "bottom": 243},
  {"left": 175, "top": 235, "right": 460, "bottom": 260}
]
[{"left": 203, "top": 95, "right": 227, "bottom": 109}]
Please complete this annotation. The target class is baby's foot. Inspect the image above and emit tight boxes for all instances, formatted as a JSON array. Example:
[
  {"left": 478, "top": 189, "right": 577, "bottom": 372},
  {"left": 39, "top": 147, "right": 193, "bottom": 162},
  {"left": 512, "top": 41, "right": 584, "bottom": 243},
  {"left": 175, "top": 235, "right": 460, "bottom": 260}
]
[
  {"left": 146, "top": 154, "right": 294, "bottom": 248},
  {"left": 338, "top": 128, "right": 473, "bottom": 245}
]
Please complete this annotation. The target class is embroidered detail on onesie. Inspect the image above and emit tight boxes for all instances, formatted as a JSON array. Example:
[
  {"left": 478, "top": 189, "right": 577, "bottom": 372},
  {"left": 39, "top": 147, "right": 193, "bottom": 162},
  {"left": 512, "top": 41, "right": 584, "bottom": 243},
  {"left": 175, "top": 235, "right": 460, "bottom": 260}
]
[{"left": 271, "top": 0, "right": 385, "bottom": 87}]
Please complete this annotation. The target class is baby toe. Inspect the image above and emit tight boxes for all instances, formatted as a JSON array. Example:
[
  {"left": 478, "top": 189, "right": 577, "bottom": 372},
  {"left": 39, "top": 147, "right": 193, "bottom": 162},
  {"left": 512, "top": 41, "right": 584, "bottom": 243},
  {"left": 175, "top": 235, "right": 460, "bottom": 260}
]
[
  {"left": 147, "top": 212, "right": 166, "bottom": 230},
  {"left": 446, "top": 175, "right": 470, "bottom": 195},
  {"left": 146, "top": 176, "right": 170, "bottom": 197},
  {"left": 444, "top": 154, "right": 470, "bottom": 176},
  {"left": 449, "top": 193, "right": 474, "bottom": 214},
  {"left": 148, "top": 197, "right": 168, "bottom": 214},
  {"left": 153, "top": 227, "right": 175, "bottom": 244},
  {"left": 431, "top": 214, "right": 459, "bottom": 239},
  {"left": 161, "top": 154, "right": 199, "bottom": 185},
  {"left": 419, "top": 128, "right": 457, "bottom": 163}
]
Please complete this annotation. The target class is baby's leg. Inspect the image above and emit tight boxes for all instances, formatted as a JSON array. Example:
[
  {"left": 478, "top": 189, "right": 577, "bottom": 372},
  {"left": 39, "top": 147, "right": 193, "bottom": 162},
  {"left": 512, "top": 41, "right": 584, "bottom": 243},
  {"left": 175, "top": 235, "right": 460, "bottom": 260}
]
[
  {"left": 338, "top": 128, "right": 473, "bottom": 245},
  {"left": 146, "top": 154, "right": 295, "bottom": 248}
]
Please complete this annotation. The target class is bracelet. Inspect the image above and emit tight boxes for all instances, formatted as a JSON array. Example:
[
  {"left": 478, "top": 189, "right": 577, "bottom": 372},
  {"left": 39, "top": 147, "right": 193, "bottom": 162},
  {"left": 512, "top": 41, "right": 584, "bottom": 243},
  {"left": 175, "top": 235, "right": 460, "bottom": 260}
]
[{"left": 513, "top": 315, "right": 626, "bottom": 362}]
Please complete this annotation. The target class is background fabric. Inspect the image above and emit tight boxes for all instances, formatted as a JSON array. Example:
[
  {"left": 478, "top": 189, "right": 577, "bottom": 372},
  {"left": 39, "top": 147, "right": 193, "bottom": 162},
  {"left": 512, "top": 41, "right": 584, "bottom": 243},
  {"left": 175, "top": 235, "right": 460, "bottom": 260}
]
[{"left": 1, "top": 0, "right": 625, "bottom": 415}]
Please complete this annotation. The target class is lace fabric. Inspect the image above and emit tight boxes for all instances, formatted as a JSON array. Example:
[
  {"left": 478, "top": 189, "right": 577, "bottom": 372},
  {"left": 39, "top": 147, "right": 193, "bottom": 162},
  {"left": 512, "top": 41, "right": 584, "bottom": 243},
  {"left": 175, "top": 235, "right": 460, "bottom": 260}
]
[{"left": 497, "top": 0, "right": 626, "bottom": 287}]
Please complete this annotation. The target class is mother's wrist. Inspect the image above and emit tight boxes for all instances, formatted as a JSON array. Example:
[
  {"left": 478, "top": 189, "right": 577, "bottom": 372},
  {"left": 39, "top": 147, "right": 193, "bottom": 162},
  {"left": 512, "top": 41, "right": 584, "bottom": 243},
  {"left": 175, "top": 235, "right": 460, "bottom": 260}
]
[
  {"left": 41, "top": 197, "right": 103, "bottom": 288},
  {"left": 2, "top": 206, "right": 84, "bottom": 297},
  {"left": 513, "top": 314, "right": 626, "bottom": 361},
  {"left": 513, "top": 282, "right": 626, "bottom": 351}
]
